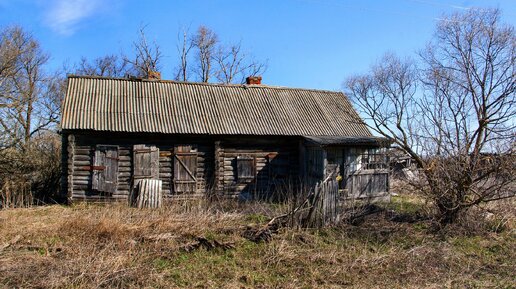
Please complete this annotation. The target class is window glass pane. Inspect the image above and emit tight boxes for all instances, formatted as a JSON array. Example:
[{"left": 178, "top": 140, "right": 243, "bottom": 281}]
[{"left": 237, "top": 156, "right": 254, "bottom": 179}]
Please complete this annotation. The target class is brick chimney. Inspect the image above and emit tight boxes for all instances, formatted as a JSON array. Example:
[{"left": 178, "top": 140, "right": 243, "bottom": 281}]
[
  {"left": 147, "top": 71, "right": 161, "bottom": 80},
  {"left": 246, "top": 76, "right": 262, "bottom": 85}
]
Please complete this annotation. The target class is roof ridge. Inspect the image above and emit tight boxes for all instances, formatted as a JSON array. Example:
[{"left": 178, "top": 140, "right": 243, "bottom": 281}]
[{"left": 66, "top": 74, "right": 341, "bottom": 94}]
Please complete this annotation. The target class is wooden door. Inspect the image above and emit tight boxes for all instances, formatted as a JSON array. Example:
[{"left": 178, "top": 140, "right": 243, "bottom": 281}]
[
  {"left": 92, "top": 145, "right": 119, "bottom": 193},
  {"left": 173, "top": 145, "right": 197, "bottom": 193}
]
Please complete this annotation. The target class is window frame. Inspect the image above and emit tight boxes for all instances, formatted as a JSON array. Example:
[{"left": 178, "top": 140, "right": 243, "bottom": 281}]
[
  {"left": 92, "top": 144, "right": 119, "bottom": 194},
  {"left": 237, "top": 155, "right": 256, "bottom": 180},
  {"left": 361, "top": 148, "right": 388, "bottom": 170},
  {"left": 133, "top": 144, "right": 160, "bottom": 179}
]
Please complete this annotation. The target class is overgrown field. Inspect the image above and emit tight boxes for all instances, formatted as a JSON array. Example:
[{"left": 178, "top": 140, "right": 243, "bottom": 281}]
[{"left": 0, "top": 197, "right": 514, "bottom": 288}]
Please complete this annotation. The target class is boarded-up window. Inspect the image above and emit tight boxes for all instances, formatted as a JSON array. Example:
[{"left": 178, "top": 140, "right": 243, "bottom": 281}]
[
  {"left": 237, "top": 156, "right": 255, "bottom": 180},
  {"left": 173, "top": 145, "right": 197, "bottom": 193},
  {"left": 133, "top": 144, "right": 159, "bottom": 179},
  {"left": 92, "top": 145, "right": 119, "bottom": 193}
]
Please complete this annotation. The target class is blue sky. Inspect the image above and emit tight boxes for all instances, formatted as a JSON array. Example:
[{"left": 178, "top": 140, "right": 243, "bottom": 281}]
[{"left": 0, "top": 0, "right": 515, "bottom": 90}]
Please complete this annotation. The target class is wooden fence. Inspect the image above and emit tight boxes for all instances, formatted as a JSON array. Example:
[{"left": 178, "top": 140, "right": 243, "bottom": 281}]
[
  {"left": 305, "top": 178, "right": 340, "bottom": 228},
  {"left": 303, "top": 170, "right": 389, "bottom": 228},
  {"left": 345, "top": 170, "right": 389, "bottom": 199}
]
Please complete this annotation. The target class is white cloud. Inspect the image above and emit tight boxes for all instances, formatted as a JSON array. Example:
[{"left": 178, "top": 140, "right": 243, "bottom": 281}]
[{"left": 44, "top": 0, "right": 105, "bottom": 35}]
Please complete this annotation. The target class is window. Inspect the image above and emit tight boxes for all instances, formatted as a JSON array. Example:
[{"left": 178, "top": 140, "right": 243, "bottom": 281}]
[
  {"left": 361, "top": 148, "right": 388, "bottom": 170},
  {"left": 173, "top": 145, "right": 198, "bottom": 193},
  {"left": 133, "top": 144, "right": 159, "bottom": 179},
  {"left": 92, "top": 145, "right": 119, "bottom": 193},
  {"left": 237, "top": 156, "right": 255, "bottom": 180}
]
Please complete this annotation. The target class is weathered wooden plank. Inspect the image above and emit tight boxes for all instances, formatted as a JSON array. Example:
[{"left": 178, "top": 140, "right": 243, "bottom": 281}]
[
  {"left": 74, "top": 149, "right": 91, "bottom": 155},
  {"left": 118, "top": 172, "right": 131, "bottom": 178},
  {"left": 73, "top": 170, "right": 90, "bottom": 176},
  {"left": 75, "top": 145, "right": 92, "bottom": 150},
  {"left": 159, "top": 167, "right": 172, "bottom": 172},
  {"left": 118, "top": 161, "right": 131, "bottom": 167},
  {"left": 73, "top": 183, "right": 89, "bottom": 189},
  {"left": 118, "top": 166, "right": 131, "bottom": 172},
  {"left": 73, "top": 175, "right": 90, "bottom": 181},
  {"left": 74, "top": 155, "right": 91, "bottom": 161},
  {"left": 74, "top": 160, "right": 91, "bottom": 166}
]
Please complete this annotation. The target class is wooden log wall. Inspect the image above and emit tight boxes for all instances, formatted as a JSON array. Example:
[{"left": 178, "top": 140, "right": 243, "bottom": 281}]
[
  {"left": 66, "top": 132, "right": 214, "bottom": 202},
  {"left": 64, "top": 132, "right": 299, "bottom": 201},
  {"left": 217, "top": 138, "right": 299, "bottom": 196},
  {"left": 64, "top": 132, "right": 390, "bottom": 202}
]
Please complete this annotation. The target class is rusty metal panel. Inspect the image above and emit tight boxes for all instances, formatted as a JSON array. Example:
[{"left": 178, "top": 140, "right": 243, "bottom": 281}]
[{"left": 61, "top": 76, "right": 373, "bottom": 137}]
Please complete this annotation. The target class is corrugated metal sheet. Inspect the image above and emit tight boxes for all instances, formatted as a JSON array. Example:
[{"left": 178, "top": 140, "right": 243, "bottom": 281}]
[
  {"left": 303, "top": 136, "right": 391, "bottom": 146},
  {"left": 61, "top": 76, "right": 373, "bottom": 137}
]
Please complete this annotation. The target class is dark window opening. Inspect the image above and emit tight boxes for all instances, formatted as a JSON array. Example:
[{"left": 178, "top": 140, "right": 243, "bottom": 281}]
[{"left": 237, "top": 156, "right": 255, "bottom": 180}]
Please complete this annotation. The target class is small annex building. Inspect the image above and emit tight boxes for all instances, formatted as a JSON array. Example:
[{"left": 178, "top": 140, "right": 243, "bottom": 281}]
[{"left": 60, "top": 75, "right": 390, "bottom": 202}]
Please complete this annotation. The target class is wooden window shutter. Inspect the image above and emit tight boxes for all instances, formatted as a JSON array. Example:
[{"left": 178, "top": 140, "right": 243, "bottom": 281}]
[
  {"left": 173, "top": 145, "right": 198, "bottom": 193},
  {"left": 237, "top": 156, "right": 255, "bottom": 180},
  {"left": 133, "top": 145, "right": 159, "bottom": 179},
  {"left": 92, "top": 145, "right": 119, "bottom": 193}
]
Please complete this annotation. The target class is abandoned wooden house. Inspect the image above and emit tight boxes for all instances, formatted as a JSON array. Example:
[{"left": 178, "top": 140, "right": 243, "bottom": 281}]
[{"left": 60, "top": 75, "right": 390, "bottom": 202}]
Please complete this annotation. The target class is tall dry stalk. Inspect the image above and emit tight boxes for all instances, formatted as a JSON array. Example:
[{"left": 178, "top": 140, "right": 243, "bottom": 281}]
[{"left": 0, "top": 178, "right": 32, "bottom": 208}]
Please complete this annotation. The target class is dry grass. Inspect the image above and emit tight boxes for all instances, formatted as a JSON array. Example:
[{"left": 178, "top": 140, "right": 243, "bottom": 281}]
[{"left": 0, "top": 197, "right": 515, "bottom": 288}]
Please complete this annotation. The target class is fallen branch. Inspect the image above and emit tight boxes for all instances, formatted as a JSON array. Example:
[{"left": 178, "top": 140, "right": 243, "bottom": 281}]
[{"left": 180, "top": 237, "right": 235, "bottom": 252}]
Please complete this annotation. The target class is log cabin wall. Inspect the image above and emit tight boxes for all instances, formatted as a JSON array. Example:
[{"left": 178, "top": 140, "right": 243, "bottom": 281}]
[
  {"left": 65, "top": 132, "right": 214, "bottom": 201},
  {"left": 64, "top": 132, "right": 300, "bottom": 202},
  {"left": 216, "top": 137, "right": 300, "bottom": 198}
]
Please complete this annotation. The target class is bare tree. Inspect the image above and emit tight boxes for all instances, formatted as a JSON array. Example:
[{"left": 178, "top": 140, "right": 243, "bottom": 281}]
[
  {"left": 0, "top": 27, "right": 21, "bottom": 90},
  {"left": 75, "top": 55, "right": 128, "bottom": 77},
  {"left": 0, "top": 26, "right": 56, "bottom": 150},
  {"left": 214, "top": 42, "right": 268, "bottom": 84},
  {"left": 0, "top": 26, "right": 65, "bottom": 207},
  {"left": 174, "top": 26, "right": 194, "bottom": 82},
  {"left": 345, "top": 9, "right": 515, "bottom": 226},
  {"left": 123, "top": 25, "right": 162, "bottom": 78},
  {"left": 192, "top": 26, "right": 218, "bottom": 82},
  {"left": 175, "top": 25, "right": 267, "bottom": 84}
]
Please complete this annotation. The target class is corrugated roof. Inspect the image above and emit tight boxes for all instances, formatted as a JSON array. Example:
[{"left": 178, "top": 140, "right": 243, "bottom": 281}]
[
  {"left": 304, "top": 136, "right": 391, "bottom": 146},
  {"left": 61, "top": 76, "right": 373, "bottom": 137}
]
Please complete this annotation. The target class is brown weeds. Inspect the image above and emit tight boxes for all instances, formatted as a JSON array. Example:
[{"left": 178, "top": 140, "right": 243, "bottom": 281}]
[{"left": 0, "top": 198, "right": 514, "bottom": 288}]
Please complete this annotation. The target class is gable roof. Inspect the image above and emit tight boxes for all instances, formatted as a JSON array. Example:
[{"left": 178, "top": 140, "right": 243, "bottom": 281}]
[{"left": 61, "top": 76, "right": 372, "bottom": 137}]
